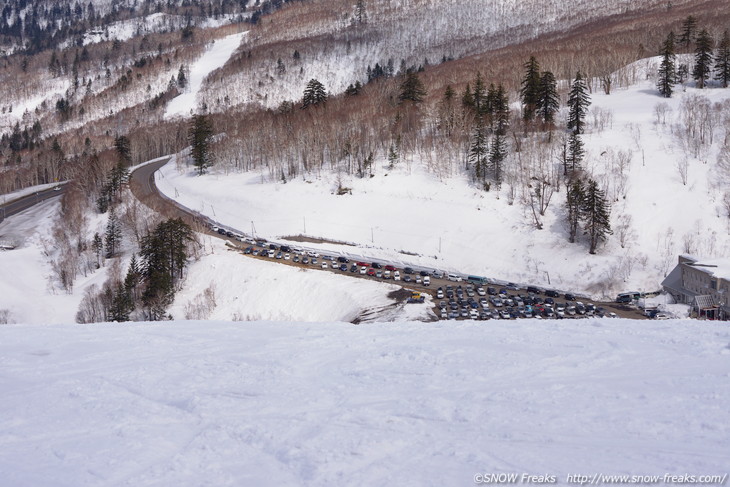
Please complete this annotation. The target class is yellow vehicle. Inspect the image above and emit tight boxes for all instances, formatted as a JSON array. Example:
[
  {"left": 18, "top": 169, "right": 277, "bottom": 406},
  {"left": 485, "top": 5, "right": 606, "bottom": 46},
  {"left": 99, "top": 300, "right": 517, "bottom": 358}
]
[{"left": 408, "top": 292, "right": 425, "bottom": 303}]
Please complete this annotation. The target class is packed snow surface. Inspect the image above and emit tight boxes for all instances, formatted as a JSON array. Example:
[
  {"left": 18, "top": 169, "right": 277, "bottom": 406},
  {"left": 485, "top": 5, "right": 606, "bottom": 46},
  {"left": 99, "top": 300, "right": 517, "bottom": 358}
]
[{"left": 0, "top": 318, "right": 728, "bottom": 485}]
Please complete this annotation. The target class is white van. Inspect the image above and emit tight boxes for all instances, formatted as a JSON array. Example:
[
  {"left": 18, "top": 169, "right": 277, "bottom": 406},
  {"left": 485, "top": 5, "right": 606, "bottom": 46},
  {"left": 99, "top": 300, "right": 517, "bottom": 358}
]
[
  {"left": 447, "top": 273, "right": 462, "bottom": 282},
  {"left": 423, "top": 275, "right": 431, "bottom": 286}
]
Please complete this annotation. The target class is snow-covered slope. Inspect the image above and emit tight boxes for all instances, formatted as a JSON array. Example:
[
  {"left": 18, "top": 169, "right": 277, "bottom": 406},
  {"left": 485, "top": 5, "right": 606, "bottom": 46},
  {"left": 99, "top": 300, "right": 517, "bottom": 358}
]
[
  {"left": 1, "top": 318, "right": 728, "bottom": 485},
  {"left": 164, "top": 32, "right": 246, "bottom": 119}
]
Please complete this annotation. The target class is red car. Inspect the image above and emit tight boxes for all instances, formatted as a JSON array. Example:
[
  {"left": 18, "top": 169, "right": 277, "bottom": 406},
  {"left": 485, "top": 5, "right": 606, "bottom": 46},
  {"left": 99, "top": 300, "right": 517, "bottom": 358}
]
[
  {"left": 367, "top": 268, "right": 376, "bottom": 276},
  {"left": 384, "top": 265, "right": 396, "bottom": 271},
  {"left": 356, "top": 261, "right": 369, "bottom": 267}
]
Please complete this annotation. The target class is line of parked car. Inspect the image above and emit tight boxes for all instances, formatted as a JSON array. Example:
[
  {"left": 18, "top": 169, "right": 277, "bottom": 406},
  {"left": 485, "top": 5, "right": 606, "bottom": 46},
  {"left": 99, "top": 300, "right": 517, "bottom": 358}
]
[
  {"left": 213, "top": 224, "right": 631, "bottom": 321},
  {"left": 238, "top": 241, "right": 437, "bottom": 284},
  {"left": 434, "top": 284, "right": 617, "bottom": 321}
]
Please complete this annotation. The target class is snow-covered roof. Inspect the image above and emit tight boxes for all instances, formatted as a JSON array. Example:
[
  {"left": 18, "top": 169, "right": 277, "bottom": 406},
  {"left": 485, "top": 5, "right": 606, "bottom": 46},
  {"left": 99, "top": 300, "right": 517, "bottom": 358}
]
[{"left": 685, "top": 257, "right": 730, "bottom": 281}]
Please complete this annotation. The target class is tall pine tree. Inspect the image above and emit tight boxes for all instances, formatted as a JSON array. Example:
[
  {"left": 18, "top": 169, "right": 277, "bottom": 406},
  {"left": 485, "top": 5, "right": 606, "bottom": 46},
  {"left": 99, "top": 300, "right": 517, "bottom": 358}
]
[
  {"left": 692, "top": 29, "right": 714, "bottom": 89},
  {"left": 678, "top": 15, "right": 697, "bottom": 50},
  {"left": 105, "top": 210, "right": 122, "bottom": 258},
  {"left": 567, "top": 72, "right": 591, "bottom": 135},
  {"left": 565, "top": 132, "right": 584, "bottom": 175},
  {"left": 537, "top": 70, "right": 560, "bottom": 124},
  {"left": 469, "top": 116, "right": 488, "bottom": 181},
  {"left": 582, "top": 179, "right": 612, "bottom": 254},
  {"left": 715, "top": 30, "right": 730, "bottom": 88},
  {"left": 565, "top": 178, "right": 584, "bottom": 244},
  {"left": 188, "top": 114, "right": 213, "bottom": 176},
  {"left": 398, "top": 71, "right": 426, "bottom": 104},
  {"left": 302, "top": 78, "right": 327, "bottom": 108},
  {"left": 520, "top": 56, "right": 541, "bottom": 121},
  {"left": 488, "top": 132, "right": 506, "bottom": 187},
  {"left": 657, "top": 31, "right": 677, "bottom": 97}
]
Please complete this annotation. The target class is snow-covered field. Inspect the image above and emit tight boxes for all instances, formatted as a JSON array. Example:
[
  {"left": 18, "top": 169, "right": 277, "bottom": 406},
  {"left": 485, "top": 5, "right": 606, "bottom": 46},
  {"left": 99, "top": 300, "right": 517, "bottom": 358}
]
[
  {"left": 157, "top": 61, "right": 730, "bottom": 299},
  {"left": 1, "top": 318, "right": 728, "bottom": 485}
]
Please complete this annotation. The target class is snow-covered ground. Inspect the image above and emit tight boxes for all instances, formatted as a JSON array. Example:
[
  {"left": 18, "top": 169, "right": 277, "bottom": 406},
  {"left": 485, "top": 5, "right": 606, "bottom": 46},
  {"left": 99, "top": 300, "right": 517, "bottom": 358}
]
[
  {"left": 157, "top": 64, "right": 730, "bottom": 300},
  {"left": 169, "top": 238, "right": 433, "bottom": 323},
  {"left": 0, "top": 198, "right": 430, "bottom": 324},
  {"left": 164, "top": 32, "right": 246, "bottom": 119},
  {"left": 1, "top": 318, "right": 728, "bottom": 485}
]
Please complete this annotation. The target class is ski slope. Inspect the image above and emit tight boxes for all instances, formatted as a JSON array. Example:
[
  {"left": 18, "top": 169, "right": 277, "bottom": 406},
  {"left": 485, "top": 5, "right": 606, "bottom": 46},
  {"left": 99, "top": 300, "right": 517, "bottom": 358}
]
[
  {"left": 0, "top": 318, "right": 728, "bottom": 485},
  {"left": 164, "top": 31, "right": 246, "bottom": 119}
]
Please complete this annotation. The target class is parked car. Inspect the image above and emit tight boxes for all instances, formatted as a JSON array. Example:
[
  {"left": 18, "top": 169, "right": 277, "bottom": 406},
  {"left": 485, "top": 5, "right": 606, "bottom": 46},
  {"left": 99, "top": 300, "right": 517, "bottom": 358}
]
[
  {"left": 337, "top": 256, "right": 349, "bottom": 263},
  {"left": 404, "top": 267, "right": 414, "bottom": 274},
  {"left": 526, "top": 286, "right": 541, "bottom": 295},
  {"left": 436, "top": 288, "right": 444, "bottom": 299},
  {"left": 302, "top": 257, "right": 309, "bottom": 264},
  {"left": 565, "top": 293, "right": 576, "bottom": 301},
  {"left": 383, "top": 270, "right": 391, "bottom": 279},
  {"left": 393, "top": 271, "right": 401, "bottom": 281},
  {"left": 360, "top": 266, "right": 367, "bottom": 275},
  {"left": 367, "top": 268, "right": 376, "bottom": 276},
  {"left": 423, "top": 276, "right": 431, "bottom": 286},
  {"left": 545, "top": 289, "right": 560, "bottom": 297},
  {"left": 447, "top": 273, "right": 462, "bottom": 282},
  {"left": 385, "top": 265, "right": 396, "bottom": 271},
  {"left": 371, "top": 262, "right": 382, "bottom": 269}
]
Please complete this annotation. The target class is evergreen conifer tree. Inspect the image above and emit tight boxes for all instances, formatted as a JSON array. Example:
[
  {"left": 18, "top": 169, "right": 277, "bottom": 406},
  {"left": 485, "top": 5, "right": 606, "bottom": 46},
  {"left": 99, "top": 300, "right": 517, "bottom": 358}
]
[
  {"left": 488, "top": 131, "right": 506, "bottom": 187},
  {"left": 188, "top": 114, "right": 214, "bottom": 176},
  {"left": 472, "top": 72, "right": 486, "bottom": 115},
  {"left": 469, "top": 116, "right": 488, "bottom": 181},
  {"left": 461, "top": 83, "right": 474, "bottom": 112},
  {"left": 105, "top": 210, "right": 122, "bottom": 257},
  {"left": 177, "top": 64, "right": 187, "bottom": 89},
  {"left": 536, "top": 70, "right": 559, "bottom": 124},
  {"left": 566, "top": 132, "right": 584, "bottom": 175},
  {"left": 714, "top": 30, "right": 730, "bottom": 88},
  {"left": 398, "top": 71, "right": 426, "bottom": 104},
  {"left": 657, "top": 31, "right": 677, "bottom": 97},
  {"left": 679, "top": 15, "right": 697, "bottom": 50},
  {"left": 109, "top": 283, "right": 133, "bottom": 322},
  {"left": 492, "top": 84, "right": 510, "bottom": 136},
  {"left": 140, "top": 219, "right": 194, "bottom": 320},
  {"left": 692, "top": 29, "right": 714, "bottom": 89},
  {"left": 567, "top": 72, "right": 591, "bottom": 134},
  {"left": 354, "top": 0, "right": 367, "bottom": 24},
  {"left": 92, "top": 232, "right": 103, "bottom": 267},
  {"left": 565, "top": 178, "right": 584, "bottom": 243},
  {"left": 582, "top": 179, "right": 612, "bottom": 254},
  {"left": 302, "top": 78, "right": 327, "bottom": 108},
  {"left": 520, "top": 56, "right": 541, "bottom": 121},
  {"left": 114, "top": 135, "right": 132, "bottom": 165}
]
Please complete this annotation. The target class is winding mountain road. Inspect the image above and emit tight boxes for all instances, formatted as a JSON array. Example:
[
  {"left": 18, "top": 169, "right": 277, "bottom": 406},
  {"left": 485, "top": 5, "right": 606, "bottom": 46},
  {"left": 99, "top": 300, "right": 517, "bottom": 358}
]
[{"left": 128, "top": 157, "right": 648, "bottom": 320}]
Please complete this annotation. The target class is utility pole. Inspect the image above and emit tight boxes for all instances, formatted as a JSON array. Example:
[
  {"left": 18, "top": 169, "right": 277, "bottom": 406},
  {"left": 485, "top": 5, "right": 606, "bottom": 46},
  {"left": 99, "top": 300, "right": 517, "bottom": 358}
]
[
  {"left": 303, "top": 216, "right": 306, "bottom": 234},
  {"left": 251, "top": 221, "right": 256, "bottom": 238},
  {"left": 371, "top": 227, "right": 374, "bottom": 243}
]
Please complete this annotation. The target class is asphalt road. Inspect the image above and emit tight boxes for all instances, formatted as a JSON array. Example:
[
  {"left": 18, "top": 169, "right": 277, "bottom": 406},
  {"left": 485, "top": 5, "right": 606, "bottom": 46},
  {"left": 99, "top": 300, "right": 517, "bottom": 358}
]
[
  {"left": 0, "top": 185, "right": 65, "bottom": 224},
  {"left": 129, "top": 158, "right": 648, "bottom": 321}
]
